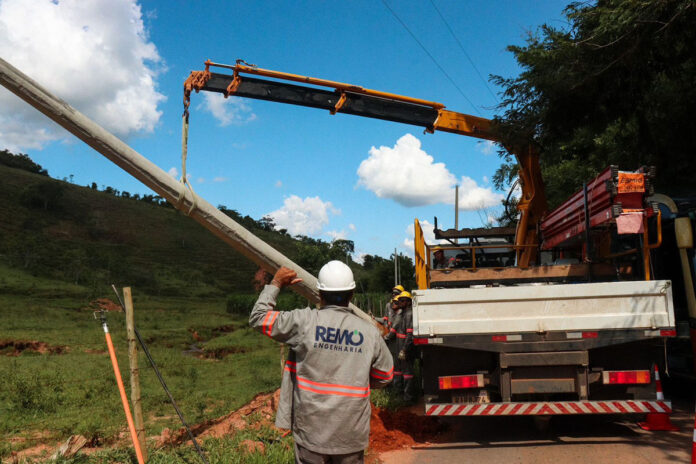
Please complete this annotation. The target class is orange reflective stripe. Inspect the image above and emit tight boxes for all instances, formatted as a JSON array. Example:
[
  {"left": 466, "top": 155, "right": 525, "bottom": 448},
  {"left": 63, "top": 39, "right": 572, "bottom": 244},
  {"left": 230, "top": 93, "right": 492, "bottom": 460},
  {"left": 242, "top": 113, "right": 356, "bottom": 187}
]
[
  {"left": 266, "top": 311, "right": 280, "bottom": 335},
  {"left": 260, "top": 311, "right": 273, "bottom": 332},
  {"left": 371, "top": 366, "right": 393, "bottom": 376},
  {"left": 370, "top": 367, "right": 394, "bottom": 380},
  {"left": 284, "top": 360, "right": 297, "bottom": 373},
  {"left": 262, "top": 311, "right": 279, "bottom": 336},
  {"left": 298, "top": 383, "right": 370, "bottom": 398},
  {"left": 396, "top": 333, "right": 407, "bottom": 339},
  {"left": 297, "top": 376, "right": 369, "bottom": 393}
]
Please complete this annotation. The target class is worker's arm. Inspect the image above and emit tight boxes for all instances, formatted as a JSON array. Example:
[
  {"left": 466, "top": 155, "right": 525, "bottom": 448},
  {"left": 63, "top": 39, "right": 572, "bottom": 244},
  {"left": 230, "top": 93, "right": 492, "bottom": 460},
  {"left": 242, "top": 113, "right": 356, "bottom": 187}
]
[
  {"left": 370, "top": 334, "right": 394, "bottom": 389},
  {"left": 249, "top": 267, "right": 307, "bottom": 347},
  {"left": 384, "top": 326, "right": 396, "bottom": 342}
]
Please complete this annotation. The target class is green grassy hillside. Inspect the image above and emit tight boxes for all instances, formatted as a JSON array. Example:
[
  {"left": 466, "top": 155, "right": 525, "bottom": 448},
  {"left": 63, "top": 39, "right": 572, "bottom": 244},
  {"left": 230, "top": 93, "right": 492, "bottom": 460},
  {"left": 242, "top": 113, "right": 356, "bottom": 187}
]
[
  {"left": 0, "top": 161, "right": 414, "bottom": 299},
  {"left": 0, "top": 164, "right": 302, "bottom": 297}
]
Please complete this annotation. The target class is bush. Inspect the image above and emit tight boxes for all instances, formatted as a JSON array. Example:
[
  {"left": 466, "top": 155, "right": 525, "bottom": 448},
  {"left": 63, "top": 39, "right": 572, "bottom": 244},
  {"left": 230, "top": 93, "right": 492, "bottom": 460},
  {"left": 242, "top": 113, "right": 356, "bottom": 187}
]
[
  {"left": 226, "top": 294, "right": 258, "bottom": 315},
  {"left": 3, "top": 366, "right": 65, "bottom": 413},
  {"left": 226, "top": 292, "right": 310, "bottom": 317}
]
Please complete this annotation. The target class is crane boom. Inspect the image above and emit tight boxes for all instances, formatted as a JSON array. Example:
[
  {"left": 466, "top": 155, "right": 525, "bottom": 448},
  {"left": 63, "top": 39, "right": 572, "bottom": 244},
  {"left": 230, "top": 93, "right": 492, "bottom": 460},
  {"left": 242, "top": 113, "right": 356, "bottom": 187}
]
[{"left": 184, "top": 60, "right": 547, "bottom": 266}]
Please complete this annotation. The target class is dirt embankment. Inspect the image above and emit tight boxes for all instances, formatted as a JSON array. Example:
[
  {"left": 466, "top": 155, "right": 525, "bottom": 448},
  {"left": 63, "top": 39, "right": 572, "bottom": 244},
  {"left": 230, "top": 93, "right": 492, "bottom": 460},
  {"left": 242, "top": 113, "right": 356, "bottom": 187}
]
[
  {"left": 156, "top": 390, "right": 449, "bottom": 454},
  {"left": 84, "top": 298, "right": 121, "bottom": 312},
  {"left": 0, "top": 340, "right": 67, "bottom": 356},
  {"left": 154, "top": 390, "right": 283, "bottom": 447},
  {"left": 369, "top": 407, "right": 449, "bottom": 454}
]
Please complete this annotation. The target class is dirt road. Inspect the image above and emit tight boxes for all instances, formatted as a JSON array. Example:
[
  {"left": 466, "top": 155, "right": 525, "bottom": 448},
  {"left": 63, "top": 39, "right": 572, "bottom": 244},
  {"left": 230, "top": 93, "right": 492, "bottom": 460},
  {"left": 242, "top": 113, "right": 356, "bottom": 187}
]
[{"left": 378, "top": 400, "right": 694, "bottom": 463}]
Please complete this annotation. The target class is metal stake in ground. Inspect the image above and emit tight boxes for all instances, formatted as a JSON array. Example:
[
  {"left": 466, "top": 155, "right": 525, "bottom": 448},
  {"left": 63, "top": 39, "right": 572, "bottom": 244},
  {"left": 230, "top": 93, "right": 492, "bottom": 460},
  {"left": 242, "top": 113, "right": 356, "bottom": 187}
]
[
  {"left": 111, "top": 285, "right": 210, "bottom": 464},
  {"left": 95, "top": 310, "right": 146, "bottom": 464}
]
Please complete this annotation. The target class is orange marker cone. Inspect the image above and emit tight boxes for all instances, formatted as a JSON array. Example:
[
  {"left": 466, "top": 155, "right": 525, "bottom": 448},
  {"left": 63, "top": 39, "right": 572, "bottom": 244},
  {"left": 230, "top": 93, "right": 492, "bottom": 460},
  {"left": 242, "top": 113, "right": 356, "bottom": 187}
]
[{"left": 638, "top": 365, "right": 678, "bottom": 431}]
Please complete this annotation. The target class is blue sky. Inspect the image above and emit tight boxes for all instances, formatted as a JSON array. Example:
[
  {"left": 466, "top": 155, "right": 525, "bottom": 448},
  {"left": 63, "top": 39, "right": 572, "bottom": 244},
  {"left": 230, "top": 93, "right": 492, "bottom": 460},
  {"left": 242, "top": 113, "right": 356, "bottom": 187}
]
[{"left": 0, "top": 0, "right": 570, "bottom": 261}]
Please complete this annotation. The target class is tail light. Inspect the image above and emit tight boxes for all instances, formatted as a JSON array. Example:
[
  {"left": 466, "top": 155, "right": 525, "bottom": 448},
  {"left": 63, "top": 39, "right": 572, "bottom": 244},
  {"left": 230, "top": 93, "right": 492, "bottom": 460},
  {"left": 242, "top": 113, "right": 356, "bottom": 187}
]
[
  {"left": 413, "top": 337, "right": 428, "bottom": 345},
  {"left": 602, "top": 370, "right": 651, "bottom": 385},
  {"left": 439, "top": 374, "right": 484, "bottom": 390},
  {"left": 491, "top": 334, "right": 522, "bottom": 342}
]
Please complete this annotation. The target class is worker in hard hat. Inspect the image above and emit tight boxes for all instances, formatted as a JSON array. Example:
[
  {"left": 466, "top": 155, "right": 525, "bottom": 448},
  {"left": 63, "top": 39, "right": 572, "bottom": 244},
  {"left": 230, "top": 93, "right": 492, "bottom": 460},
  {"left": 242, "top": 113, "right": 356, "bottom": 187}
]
[
  {"left": 382, "top": 284, "right": 404, "bottom": 329},
  {"left": 384, "top": 290, "right": 415, "bottom": 403},
  {"left": 250, "top": 261, "right": 393, "bottom": 463},
  {"left": 432, "top": 247, "right": 447, "bottom": 269}
]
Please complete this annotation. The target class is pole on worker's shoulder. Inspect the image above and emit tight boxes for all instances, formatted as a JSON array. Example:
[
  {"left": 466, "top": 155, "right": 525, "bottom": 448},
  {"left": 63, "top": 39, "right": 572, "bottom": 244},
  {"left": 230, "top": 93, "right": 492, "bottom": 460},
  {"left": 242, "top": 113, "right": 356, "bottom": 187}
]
[{"left": 124, "top": 287, "right": 147, "bottom": 462}]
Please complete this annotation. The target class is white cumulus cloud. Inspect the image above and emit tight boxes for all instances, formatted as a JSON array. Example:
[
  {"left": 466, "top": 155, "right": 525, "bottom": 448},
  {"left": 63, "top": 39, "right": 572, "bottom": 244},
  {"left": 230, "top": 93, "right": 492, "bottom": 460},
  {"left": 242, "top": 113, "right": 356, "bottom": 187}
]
[
  {"left": 457, "top": 176, "right": 504, "bottom": 210},
  {"left": 198, "top": 92, "right": 256, "bottom": 127},
  {"left": 0, "top": 0, "right": 165, "bottom": 151},
  {"left": 268, "top": 195, "right": 340, "bottom": 236},
  {"left": 353, "top": 252, "right": 367, "bottom": 265},
  {"left": 213, "top": 176, "right": 228, "bottom": 183},
  {"left": 167, "top": 167, "right": 178, "bottom": 178},
  {"left": 357, "top": 134, "right": 502, "bottom": 209},
  {"left": 327, "top": 230, "right": 348, "bottom": 241},
  {"left": 477, "top": 140, "right": 496, "bottom": 155}
]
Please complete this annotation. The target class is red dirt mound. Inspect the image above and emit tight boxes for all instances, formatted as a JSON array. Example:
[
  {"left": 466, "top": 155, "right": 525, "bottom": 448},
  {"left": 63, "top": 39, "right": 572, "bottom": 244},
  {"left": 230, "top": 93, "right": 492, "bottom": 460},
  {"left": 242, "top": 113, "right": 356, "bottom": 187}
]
[
  {"left": 153, "top": 390, "right": 448, "bottom": 457},
  {"left": 86, "top": 298, "right": 121, "bottom": 312},
  {"left": 154, "top": 390, "right": 282, "bottom": 447},
  {"left": 0, "top": 340, "right": 67, "bottom": 356},
  {"left": 368, "top": 407, "right": 448, "bottom": 454},
  {"left": 197, "top": 346, "right": 249, "bottom": 359}
]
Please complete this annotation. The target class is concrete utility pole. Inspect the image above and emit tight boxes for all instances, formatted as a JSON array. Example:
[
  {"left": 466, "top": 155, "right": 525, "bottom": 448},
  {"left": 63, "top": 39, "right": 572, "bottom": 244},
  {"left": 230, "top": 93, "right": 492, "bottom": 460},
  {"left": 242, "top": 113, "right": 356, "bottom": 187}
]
[
  {"left": 0, "top": 57, "right": 373, "bottom": 323},
  {"left": 454, "top": 184, "right": 459, "bottom": 244}
]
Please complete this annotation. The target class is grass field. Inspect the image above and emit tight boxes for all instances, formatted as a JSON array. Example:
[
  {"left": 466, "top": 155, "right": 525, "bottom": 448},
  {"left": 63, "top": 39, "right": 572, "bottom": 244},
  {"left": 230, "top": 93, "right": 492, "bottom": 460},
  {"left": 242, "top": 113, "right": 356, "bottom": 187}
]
[
  {"left": 0, "top": 266, "right": 288, "bottom": 460},
  {"left": 0, "top": 161, "right": 402, "bottom": 462}
]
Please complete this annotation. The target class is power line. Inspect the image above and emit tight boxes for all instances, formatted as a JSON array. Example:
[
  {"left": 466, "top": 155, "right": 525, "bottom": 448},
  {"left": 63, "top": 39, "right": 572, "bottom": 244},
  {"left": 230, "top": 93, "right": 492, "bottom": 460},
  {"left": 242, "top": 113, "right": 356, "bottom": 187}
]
[
  {"left": 428, "top": 0, "right": 499, "bottom": 102},
  {"left": 380, "top": 0, "right": 482, "bottom": 116}
]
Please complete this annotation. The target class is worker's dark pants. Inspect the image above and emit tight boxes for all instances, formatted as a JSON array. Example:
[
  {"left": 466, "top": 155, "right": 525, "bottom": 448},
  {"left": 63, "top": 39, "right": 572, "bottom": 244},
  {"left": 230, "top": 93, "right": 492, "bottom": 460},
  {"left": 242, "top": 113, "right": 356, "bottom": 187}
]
[
  {"left": 396, "top": 356, "right": 415, "bottom": 402},
  {"left": 295, "top": 442, "right": 364, "bottom": 464},
  {"left": 388, "top": 341, "right": 401, "bottom": 391}
]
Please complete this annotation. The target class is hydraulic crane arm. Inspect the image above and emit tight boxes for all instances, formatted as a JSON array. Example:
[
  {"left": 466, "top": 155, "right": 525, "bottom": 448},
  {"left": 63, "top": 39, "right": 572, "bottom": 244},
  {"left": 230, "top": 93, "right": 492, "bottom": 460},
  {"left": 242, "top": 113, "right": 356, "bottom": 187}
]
[{"left": 184, "top": 60, "right": 547, "bottom": 266}]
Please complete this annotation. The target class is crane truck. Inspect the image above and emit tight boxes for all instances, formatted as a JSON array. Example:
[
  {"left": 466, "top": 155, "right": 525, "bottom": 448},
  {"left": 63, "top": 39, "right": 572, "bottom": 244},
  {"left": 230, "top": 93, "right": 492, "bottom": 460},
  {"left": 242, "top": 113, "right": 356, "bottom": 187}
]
[{"left": 183, "top": 60, "right": 695, "bottom": 421}]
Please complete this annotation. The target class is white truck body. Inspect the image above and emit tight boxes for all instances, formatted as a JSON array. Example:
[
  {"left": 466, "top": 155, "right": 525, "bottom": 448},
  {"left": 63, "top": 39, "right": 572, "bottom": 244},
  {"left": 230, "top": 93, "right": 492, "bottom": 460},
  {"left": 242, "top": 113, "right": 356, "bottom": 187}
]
[{"left": 413, "top": 280, "right": 675, "bottom": 336}]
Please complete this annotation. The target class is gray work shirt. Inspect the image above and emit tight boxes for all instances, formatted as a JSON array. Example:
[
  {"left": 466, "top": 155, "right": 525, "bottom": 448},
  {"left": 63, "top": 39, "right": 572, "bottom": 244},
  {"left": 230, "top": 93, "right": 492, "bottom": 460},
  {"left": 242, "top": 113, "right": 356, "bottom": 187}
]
[{"left": 250, "top": 285, "right": 393, "bottom": 455}]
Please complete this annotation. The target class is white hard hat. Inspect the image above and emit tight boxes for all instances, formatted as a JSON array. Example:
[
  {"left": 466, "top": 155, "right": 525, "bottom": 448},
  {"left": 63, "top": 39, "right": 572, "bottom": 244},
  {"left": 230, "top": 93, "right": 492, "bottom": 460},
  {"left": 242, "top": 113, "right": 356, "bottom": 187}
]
[{"left": 317, "top": 260, "right": 356, "bottom": 292}]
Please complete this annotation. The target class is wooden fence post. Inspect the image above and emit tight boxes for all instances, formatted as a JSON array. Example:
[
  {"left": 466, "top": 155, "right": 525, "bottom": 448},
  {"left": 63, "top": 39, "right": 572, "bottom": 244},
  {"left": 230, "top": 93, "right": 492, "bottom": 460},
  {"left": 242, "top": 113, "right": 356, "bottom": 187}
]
[{"left": 124, "top": 287, "right": 147, "bottom": 462}]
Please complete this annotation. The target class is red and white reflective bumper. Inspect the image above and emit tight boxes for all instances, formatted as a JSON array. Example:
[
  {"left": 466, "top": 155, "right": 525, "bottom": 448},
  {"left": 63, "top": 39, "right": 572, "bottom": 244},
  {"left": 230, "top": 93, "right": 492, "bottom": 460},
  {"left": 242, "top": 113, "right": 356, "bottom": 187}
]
[{"left": 425, "top": 400, "right": 672, "bottom": 416}]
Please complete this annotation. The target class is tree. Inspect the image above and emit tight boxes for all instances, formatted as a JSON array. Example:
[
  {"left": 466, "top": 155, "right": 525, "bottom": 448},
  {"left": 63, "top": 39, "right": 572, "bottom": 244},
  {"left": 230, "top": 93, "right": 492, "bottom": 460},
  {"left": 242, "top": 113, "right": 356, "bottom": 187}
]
[
  {"left": 329, "top": 239, "right": 355, "bottom": 261},
  {"left": 20, "top": 181, "right": 64, "bottom": 211},
  {"left": 492, "top": 0, "right": 696, "bottom": 209},
  {"left": 0, "top": 149, "right": 48, "bottom": 175}
]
